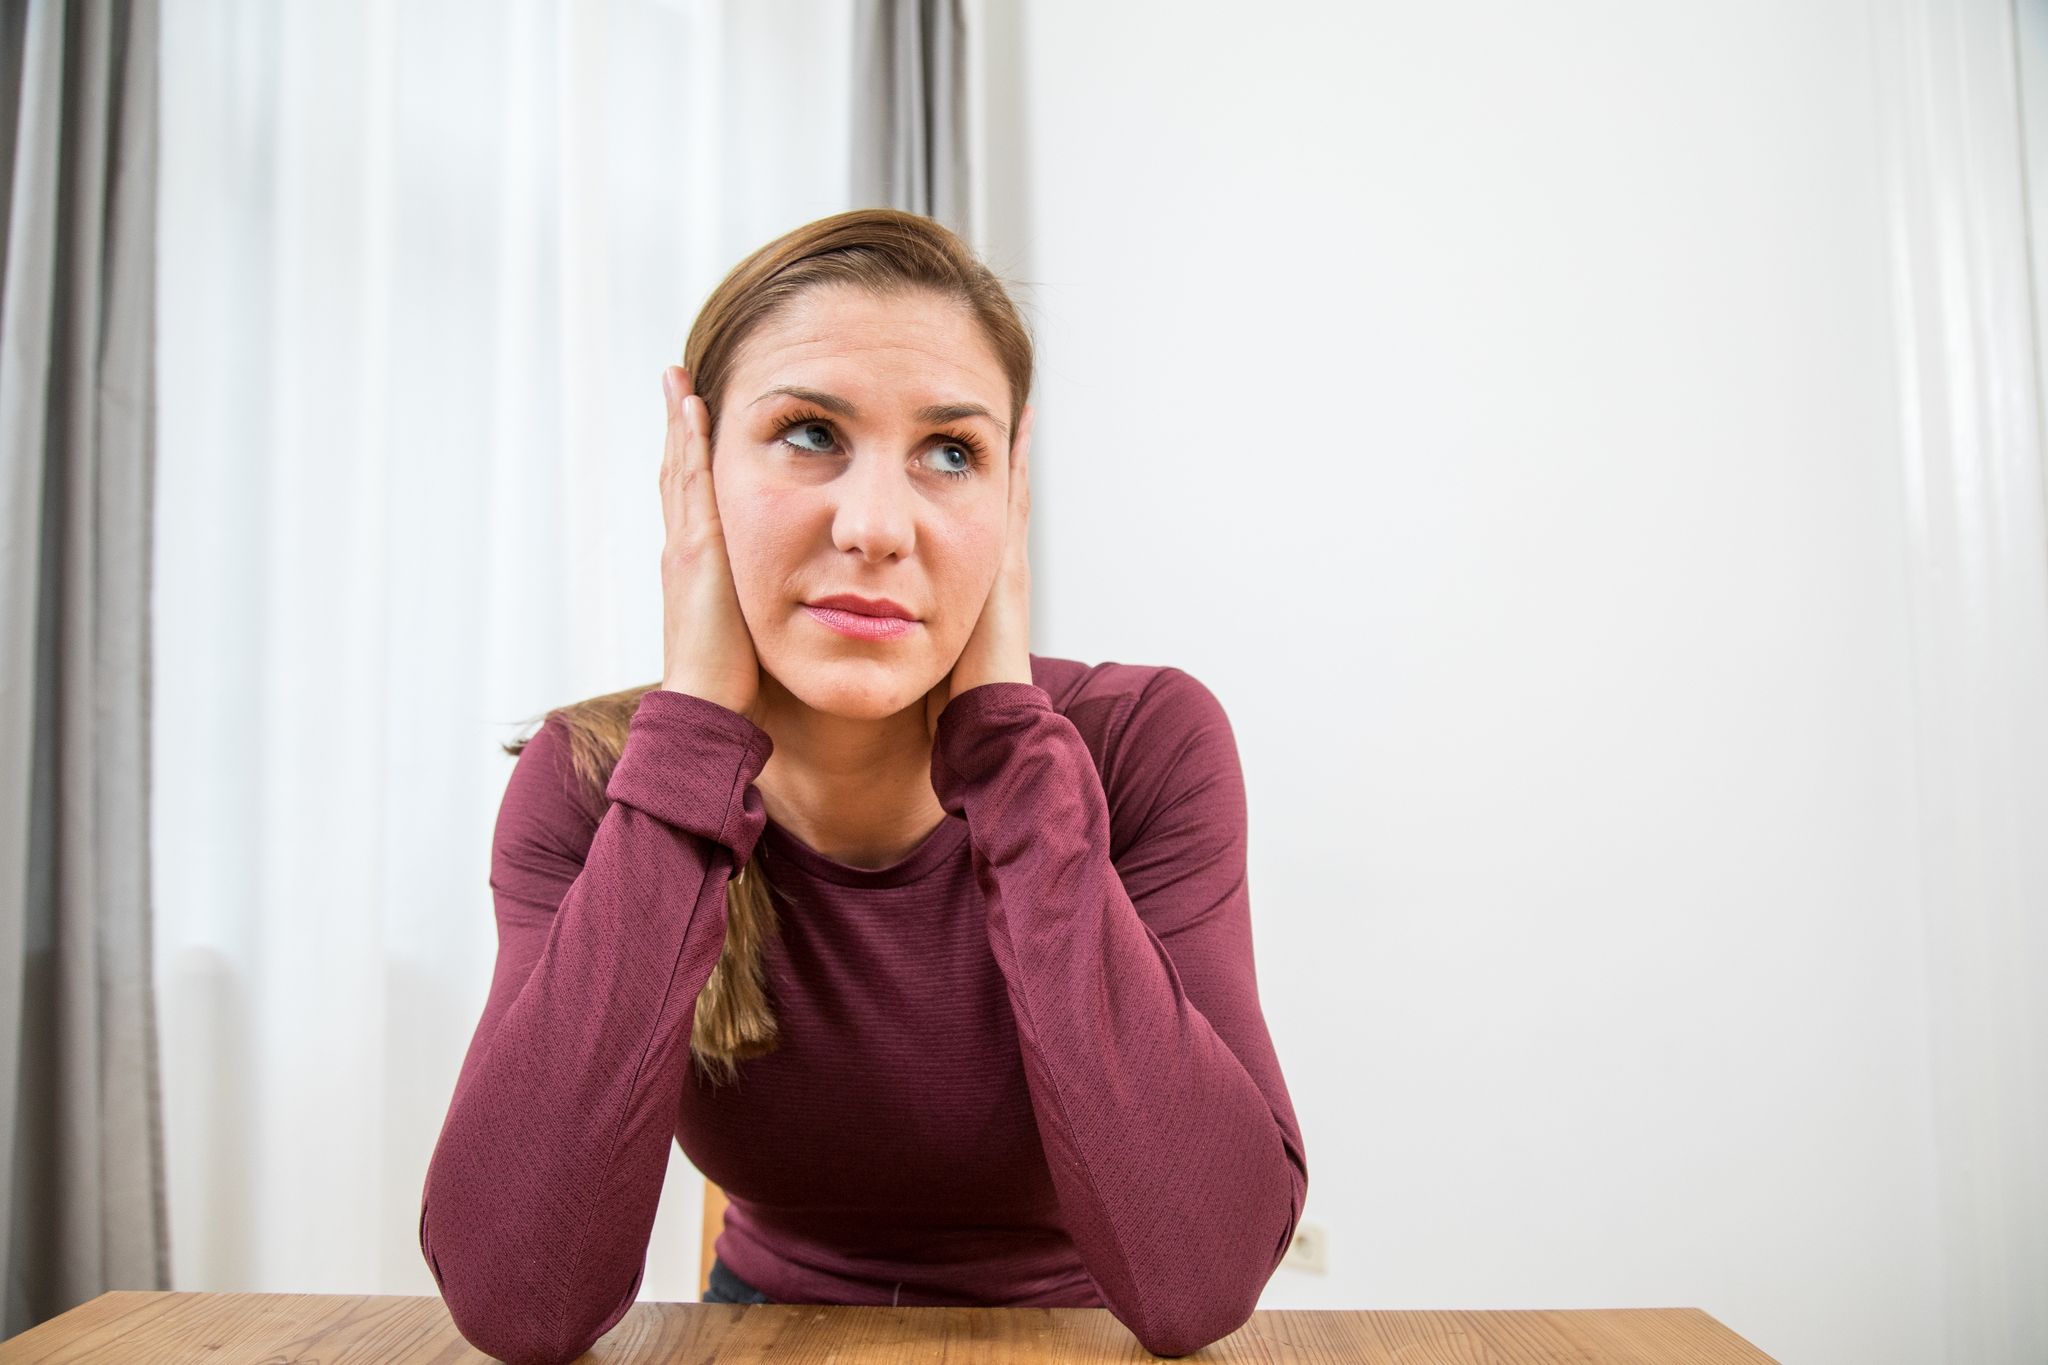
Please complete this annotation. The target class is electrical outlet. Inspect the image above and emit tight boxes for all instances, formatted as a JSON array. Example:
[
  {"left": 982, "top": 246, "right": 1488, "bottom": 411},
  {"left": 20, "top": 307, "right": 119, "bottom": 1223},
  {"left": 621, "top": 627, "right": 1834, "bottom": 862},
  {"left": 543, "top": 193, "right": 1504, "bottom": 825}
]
[{"left": 1280, "top": 1220, "right": 1326, "bottom": 1274}]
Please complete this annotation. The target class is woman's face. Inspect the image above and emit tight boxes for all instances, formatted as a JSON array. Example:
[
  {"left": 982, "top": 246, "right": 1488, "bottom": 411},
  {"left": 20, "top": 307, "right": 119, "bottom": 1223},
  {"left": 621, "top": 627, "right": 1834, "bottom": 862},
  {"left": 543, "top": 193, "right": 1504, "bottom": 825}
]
[{"left": 710, "top": 283, "right": 1015, "bottom": 722}]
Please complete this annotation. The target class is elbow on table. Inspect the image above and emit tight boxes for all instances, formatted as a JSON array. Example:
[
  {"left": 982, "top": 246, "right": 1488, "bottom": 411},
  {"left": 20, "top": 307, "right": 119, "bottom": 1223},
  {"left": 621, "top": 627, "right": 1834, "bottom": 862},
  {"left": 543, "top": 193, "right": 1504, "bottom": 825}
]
[
  {"left": 1122, "top": 1277, "right": 1266, "bottom": 1359},
  {"left": 1128, "top": 1308, "right": 1255, "bottom": 1359},
  {"left": 420, "top": 1202, "right": 630, "bottom": 1365},
  {"left": 439, "top": 1306, "right": 574, "bottom": 1365},
  {"left": 424, "top": 1269, "right": 556, "bottom": 1365},
  {"left": 433, "top": 1276, "right": 618, "bottom": 1365}
]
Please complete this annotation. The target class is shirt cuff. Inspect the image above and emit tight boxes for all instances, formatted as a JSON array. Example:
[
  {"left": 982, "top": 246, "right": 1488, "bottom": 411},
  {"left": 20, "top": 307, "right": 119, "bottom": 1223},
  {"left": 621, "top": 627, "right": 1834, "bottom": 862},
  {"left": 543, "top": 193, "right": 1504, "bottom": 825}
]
[
  {"left": 930, "top": 681, "right": 1061, "bottom": 806},
  {"left": 604, "top": 688, "right": 775, "bottom": 854}
]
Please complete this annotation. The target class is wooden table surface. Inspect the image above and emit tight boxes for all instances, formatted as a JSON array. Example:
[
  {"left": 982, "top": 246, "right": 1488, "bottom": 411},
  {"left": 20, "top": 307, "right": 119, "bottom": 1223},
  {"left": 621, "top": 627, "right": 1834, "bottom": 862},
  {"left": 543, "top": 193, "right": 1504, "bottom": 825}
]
[{"left": 0, "top": 1291, "right": 1784, "bottom": 1363}]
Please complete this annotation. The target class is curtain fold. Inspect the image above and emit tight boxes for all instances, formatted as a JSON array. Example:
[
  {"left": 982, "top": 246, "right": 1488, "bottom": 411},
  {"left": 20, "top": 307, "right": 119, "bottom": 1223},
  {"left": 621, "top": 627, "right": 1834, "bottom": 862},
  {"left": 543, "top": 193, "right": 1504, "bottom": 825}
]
[
  {"left": 852, "top": 0, "right": 972, "bottom": 239},
  {"left": 0, "top": 0, "right": 168, "bottom": 1339}
]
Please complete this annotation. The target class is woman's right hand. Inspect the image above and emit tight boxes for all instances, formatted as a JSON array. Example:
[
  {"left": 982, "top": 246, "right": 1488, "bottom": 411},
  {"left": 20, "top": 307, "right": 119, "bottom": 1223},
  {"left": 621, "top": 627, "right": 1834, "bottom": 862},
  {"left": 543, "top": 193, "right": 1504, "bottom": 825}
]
[{"left": 659, "top": 365, "right": 764, "bottom": 724}]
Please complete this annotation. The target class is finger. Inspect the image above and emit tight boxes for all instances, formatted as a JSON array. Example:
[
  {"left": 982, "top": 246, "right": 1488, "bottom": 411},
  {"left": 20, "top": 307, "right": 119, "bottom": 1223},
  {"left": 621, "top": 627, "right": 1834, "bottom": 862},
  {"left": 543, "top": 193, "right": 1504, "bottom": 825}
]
[
  {"left": 680, "top": 391, "right": 722, "bottom": 536},
  {"left": 661, "top": 367, "right": 691, "bottom": 542},
  {"left": 1011, "top": 403, "right": 1034, "bottom": 523}
]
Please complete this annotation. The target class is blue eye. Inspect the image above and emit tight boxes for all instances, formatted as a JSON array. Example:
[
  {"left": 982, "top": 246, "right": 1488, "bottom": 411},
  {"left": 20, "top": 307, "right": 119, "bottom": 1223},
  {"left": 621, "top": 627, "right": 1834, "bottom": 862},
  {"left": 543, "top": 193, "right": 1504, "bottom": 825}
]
[
  {"left": 782, "top": 420, "right": 835, "bottom": 453},
  {"left": 926, "top": 444, "right": 979, "bottom": 479},
  {"left": 774, "top": 409, "right": 988, "bottom": 482}
]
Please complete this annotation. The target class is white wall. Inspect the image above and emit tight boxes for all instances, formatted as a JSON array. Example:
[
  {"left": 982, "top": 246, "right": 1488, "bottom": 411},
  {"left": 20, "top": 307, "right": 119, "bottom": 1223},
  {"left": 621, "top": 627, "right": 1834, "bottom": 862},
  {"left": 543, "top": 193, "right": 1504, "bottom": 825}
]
[{"left": 979, "top": 4, "right": 1957, "bottom": 1363}]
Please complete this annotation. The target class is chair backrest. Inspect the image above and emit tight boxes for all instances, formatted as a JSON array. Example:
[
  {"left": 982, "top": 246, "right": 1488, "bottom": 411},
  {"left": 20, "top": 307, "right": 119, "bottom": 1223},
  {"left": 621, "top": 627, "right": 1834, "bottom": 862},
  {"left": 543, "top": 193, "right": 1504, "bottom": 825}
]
[{"left": 699, "top": 1178, "right": 730, "bottom": 1299}]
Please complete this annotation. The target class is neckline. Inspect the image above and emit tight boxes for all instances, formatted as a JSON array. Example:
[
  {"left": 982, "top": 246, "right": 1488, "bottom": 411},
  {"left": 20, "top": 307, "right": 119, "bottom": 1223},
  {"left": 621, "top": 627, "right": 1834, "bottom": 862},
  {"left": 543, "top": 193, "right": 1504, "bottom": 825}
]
[{"left": 757, "top": 810, "right": 970, "bottom": 888}]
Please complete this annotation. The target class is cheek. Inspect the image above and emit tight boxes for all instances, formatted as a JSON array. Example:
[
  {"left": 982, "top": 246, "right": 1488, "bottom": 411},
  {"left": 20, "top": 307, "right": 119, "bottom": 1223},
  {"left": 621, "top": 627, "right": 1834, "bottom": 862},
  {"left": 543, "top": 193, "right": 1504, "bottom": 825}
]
[
  {"left": 929, "top": 517, "right": 1006, "bottom": 626},
  {"left": 713, "top": 478, "right": 809, "bottom": 613}
]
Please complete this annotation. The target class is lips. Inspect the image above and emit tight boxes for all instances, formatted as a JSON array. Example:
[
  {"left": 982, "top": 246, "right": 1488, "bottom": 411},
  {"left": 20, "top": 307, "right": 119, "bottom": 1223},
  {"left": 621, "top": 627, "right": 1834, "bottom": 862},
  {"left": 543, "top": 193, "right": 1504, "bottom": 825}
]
[
  {"left": 802, "top": 603, "right": 917, "bottom": 641},
  {"left": 805, "top": 593, "right": 916, "bottom": 620}
]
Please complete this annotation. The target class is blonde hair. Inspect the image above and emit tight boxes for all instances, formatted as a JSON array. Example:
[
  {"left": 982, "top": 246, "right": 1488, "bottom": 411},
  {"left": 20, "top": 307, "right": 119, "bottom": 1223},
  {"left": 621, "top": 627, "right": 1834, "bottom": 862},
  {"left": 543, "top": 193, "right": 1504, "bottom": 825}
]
[
  {"left": 502, "top": 681, "right": 787, "bottom": 1089},
  {"left": 504, "top": 208, "right": 1035, "bottom": 1087}
]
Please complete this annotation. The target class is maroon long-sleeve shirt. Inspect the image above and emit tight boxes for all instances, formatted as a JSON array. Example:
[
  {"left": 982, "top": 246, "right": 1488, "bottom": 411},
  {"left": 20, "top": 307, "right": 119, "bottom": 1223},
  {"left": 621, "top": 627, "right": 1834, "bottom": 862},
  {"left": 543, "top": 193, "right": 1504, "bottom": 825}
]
[{"left": 419, "top": 654, "right": 1308, "bottom": 1362}]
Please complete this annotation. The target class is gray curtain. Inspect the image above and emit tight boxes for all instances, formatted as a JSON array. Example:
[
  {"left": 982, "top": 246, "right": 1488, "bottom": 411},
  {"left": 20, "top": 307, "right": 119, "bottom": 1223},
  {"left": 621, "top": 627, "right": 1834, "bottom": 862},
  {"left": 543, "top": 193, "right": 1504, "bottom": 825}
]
[
  {"left": 0, "top": 0, "right": 167, "bottom": 1338},
  {"left": 851, "top": 0, "right": 972, "bottom": 238}
]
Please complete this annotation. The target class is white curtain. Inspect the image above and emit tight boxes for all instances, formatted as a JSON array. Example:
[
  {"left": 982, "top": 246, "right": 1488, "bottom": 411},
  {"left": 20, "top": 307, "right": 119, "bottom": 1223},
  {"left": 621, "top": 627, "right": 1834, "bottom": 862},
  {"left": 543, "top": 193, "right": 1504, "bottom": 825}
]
[{"left": 153, "top": 0, "right": 856, "bottom": 1300}]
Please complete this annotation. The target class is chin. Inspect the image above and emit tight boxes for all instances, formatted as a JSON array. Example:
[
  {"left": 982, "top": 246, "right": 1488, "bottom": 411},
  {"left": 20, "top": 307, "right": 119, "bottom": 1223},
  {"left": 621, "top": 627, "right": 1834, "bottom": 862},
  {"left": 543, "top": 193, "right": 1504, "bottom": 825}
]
[{"left": 770, "top": 653, "right": 935, "bottom": 721}]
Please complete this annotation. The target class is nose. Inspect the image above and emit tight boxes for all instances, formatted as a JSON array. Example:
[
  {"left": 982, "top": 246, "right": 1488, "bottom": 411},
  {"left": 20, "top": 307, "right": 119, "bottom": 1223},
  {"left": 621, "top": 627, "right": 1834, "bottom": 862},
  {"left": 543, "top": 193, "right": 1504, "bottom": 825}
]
[{"left": 829, "top": 452, "right": 916, "bottom": 562}]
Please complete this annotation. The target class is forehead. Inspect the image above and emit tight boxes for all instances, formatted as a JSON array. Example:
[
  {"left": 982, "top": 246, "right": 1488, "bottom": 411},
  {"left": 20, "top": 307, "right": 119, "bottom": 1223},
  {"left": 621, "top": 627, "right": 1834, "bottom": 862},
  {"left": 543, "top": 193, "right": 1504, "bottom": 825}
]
[{"left": 731, "top": 285, "right": 1007, "bottom": 410}]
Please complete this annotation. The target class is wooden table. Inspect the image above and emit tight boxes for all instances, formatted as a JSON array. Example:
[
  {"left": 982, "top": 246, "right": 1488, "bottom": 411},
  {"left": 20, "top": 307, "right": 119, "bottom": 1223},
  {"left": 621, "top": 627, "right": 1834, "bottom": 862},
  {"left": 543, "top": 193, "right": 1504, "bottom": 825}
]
[{"left": 0, "top": 1291, "right": 1784, "bottom": 1362}]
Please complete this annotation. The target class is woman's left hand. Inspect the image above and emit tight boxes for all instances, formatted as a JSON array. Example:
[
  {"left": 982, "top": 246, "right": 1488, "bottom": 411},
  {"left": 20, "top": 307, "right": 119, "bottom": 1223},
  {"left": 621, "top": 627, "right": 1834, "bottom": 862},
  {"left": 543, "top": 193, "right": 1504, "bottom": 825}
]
[{"left": 926, "top": 403, "right": 1035, "bottom": 742}]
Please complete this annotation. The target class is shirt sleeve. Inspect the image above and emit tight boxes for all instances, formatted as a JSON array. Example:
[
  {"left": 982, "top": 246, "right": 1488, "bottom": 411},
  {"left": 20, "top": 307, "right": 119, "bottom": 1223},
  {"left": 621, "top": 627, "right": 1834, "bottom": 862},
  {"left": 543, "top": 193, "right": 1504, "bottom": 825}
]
[
  {"left": 419, "top": 688, "right": 773, "bottom": 1365},
  {"left": 928, "top": 669, "right": 1309, "bottom": 1359}
]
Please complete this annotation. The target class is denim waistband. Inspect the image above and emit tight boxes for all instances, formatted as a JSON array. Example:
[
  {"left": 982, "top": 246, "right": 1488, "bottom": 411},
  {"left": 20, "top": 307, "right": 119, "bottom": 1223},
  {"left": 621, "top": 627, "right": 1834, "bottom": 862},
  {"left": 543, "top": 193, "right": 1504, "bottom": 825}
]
[{"left": 704, "top": 1254, "right": 773, "bottom": 1304}]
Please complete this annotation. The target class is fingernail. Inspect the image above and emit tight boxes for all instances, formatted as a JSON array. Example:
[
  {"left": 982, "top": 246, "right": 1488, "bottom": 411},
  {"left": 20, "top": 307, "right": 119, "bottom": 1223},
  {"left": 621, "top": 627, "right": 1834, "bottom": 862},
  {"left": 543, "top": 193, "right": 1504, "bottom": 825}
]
[{"left": 662, "top": 368, "right": 679, "bottom": 410}]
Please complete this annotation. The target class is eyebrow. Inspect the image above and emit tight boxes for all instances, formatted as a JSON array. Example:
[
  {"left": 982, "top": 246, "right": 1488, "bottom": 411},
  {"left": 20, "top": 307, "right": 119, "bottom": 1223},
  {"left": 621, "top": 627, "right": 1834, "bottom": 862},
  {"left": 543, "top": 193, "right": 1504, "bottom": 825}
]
[{"left": 750, "top": 384, "right": 1009, "bottom": 439}]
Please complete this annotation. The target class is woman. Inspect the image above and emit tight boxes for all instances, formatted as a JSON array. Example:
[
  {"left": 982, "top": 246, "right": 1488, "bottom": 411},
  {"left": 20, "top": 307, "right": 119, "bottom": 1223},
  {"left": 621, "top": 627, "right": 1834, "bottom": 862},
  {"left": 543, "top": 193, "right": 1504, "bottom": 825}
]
[{"left": 418, "top": 208, "right": 1307, "bottom": 1364}]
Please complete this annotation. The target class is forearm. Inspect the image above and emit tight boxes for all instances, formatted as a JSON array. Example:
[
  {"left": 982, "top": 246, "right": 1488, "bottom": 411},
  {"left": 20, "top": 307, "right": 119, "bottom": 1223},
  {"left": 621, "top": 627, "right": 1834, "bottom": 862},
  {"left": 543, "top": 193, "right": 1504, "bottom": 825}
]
[
  {"left": 423, "top": 691, "right": 771, "bottom": 1364},
  {"left": 933, "top": 682, "right": 1307, "bottom": 1358}
]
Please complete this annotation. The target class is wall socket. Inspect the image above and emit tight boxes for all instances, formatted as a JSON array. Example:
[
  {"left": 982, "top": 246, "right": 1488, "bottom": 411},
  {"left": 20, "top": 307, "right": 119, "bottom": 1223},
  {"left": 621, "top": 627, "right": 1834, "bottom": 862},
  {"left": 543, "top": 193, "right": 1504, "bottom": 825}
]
[{"left": 1280, "top": 1220, "right": 1326, "bottom": 1274}]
